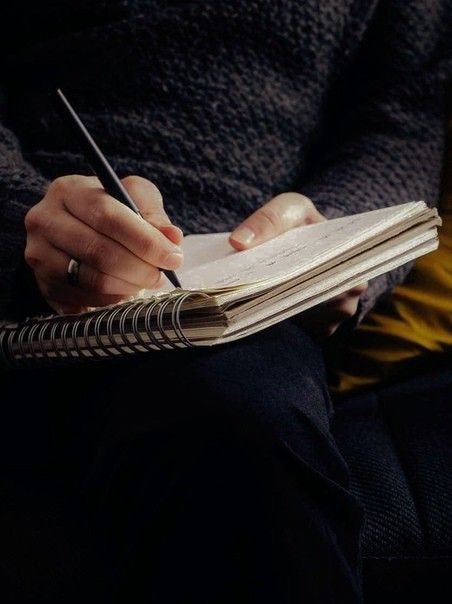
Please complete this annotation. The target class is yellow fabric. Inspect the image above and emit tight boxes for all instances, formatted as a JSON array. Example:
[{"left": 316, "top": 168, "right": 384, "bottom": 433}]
[{"left": 333, "top": 129, "right": 452, "bottom": 394}]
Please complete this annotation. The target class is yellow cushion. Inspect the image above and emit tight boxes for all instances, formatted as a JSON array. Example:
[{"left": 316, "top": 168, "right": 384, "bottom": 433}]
[{"left": 332, "top": 126, "right": 452, "bottom": 394}]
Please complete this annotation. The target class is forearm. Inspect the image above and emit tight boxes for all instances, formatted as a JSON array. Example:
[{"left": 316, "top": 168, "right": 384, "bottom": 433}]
[{"left": 0, "top": 120, "right": 49, "bottom": 318}]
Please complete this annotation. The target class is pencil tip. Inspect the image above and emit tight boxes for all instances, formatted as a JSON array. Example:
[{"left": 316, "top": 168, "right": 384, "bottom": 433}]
[{"left": 166, "top": 271, "right": 182, "bottom": 289}]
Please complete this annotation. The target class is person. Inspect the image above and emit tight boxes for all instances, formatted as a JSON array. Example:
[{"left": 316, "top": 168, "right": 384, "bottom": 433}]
[{"left": 0, "top": 1, "right": 450, "bottom": 602}]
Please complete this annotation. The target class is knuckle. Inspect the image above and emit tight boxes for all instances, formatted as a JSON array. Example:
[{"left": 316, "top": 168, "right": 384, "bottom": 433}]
[
  {"left": 122, "top": 175, "right": 163, "bottom": 205},
  {"left": 24, "top": 244, "right": 41, "bottom": 269},
  {"left": 50, "top": 175, "right": 73, "bottom": 195},
  {"left": 139, "top": 233, "right": 159, "bottom": 260},
  {"left": 284, "top": 192, "right": 324, "bottom": 224},
  {"left": 82, "top": 237, "right": 106, "bottom": 267},
  {"left": 145, "top": 181, "right": 163, "bottom": 205},
  {"left": 294, "top": 192, "right": 314, "bottom": 208},
  {"left": 122, "top": 174, "right": 155, "bottom": 190},
  {"left": 48, "top": 177, "right": 65, "bottom": 195},
  {"left": 259, "top": 206, "right": 282, "bottom": 231},
  {"left": 24, "top": 206, "right": 42, "bottom": 233},
  {"left": 50, "top": 174, "right": 89, "bottom": 197},
  {"left": 141, "top": 209, "right": 169, "bottom": 227},
  {"left": 121, "top": 175, "right": 142, "bottom": 187},
  {"left": 276, "top": 192, "right": 313, "bottom": 208},
  {"left": 90, "top": 197, "right": 115, "bottom": 228}
]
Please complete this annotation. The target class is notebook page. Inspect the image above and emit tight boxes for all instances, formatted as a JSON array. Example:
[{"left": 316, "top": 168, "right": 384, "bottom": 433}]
[
  {"left": 143, "top": 233, "right": 237, "bottom": 296},
  {"left": 222, "top": 217, "right": 440, "bottom": 316},
  {"left": 221, "top": 235, "right": 439, "bottom": 341},
  {"left": 179, "top": 233, "right": 236, "bottom": 272},
  {"left": 172, "top": 202, "right": 427, "bottom": 291}
]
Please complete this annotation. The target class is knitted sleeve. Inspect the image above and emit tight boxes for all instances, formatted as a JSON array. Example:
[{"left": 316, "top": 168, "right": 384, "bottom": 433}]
[
  {"left": 0, "top": 98, "right": 49, "bottom": 317},
  {"left": 302, "top": 0, "right": 451, "bottom": 320}
]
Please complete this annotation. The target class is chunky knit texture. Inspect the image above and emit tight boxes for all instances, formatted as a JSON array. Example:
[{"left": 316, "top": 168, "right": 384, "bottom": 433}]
[{"left": 0, "top": 1, "right": 450, "bottom": 319}]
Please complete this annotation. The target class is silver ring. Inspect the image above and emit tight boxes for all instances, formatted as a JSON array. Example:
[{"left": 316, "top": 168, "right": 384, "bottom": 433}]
[{"left": 67, "top": 258, "right": 81, "bottom": 287}]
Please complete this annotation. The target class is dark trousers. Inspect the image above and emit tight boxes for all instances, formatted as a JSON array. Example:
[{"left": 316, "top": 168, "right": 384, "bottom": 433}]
[{"left": 1, "top": 321, "right": 363, "bottom": 603}]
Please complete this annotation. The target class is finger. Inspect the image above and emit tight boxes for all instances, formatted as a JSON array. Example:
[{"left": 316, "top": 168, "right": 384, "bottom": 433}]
[
  {"left": 45, "top": 290, "right": 129, "bottom": 312},
  {"left": 59, "top": 177, "right": 183, "bottom": 268},
  {"left": 121, "top": 176, "right": 184, "bottom": 239},
  {"left": 230, "top": 192, "right": 325, "bottom": 251},
  {"left": 298, "top": 306, "right": 351, "bottom": 340},
  {"left": 45, "top": 290, "right": 131, "bottom": 315},
  {"left": 32, "top": 242, "right": 146, "bottom": 297},
  {"left": 121, "top": 175, "right": 168, "bottom": 224},
  {"left": 322, "top": 293, "right": 361, "bottom": 318},
  {"left": 348, "top": 282, "right": 368, "bottom": 295},
  {"left": 324, "top": 283, "right": 368, "bottom": 306},
  {"left": 159, "top": 224, "right": 184, "bottom": 245},
  {"left": 27, "top": 240, "right": 144, "bottom": 311},
  {"left": 43, "top": 211, "right": 165, "bottom": 288}
]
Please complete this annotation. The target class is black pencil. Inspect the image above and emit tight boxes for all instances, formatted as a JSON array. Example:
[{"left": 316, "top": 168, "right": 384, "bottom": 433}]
[{"left": 55, "top": 88, "right": 181, "bottom": 289}]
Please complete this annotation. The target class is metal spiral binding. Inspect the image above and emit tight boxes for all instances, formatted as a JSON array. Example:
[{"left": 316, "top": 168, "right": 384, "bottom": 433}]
[
  {"left": 156, "top": 296, "right": 181, "bottom": 349},
  {"left": 71, "top": 319, "right": 83, "bottom": 357},
  {"left": 105, "top": 305, "right": 128, "bottom": 356},
  {"left": 27, "top": 321, "right": 41, "bottom": 360},
  {"left": 3, "top": 291, "right": 208, "bottom": 364},
  {"left": 17, "top": 323, "right": 31, "bottom": 360},
  {"left": 60, "top": 321, "right": 72, "bottom": 358},
  {"left": 82, "top": 313, "right": 96, "bottom": 358},
  {"left": 118, "top": 301, "right": 146, "bottom": 353},
  {"left": 50, "top": 318, "right": 63, "bottom": 359},
  {"left": 143, "top": 298, "right": 166, "bottom": 350},
  {"left": 7, "top": 329, "right": 16, "bottom": 363},
  {"left": 172, "top": 291, "right": 207, "bottom": 348},
  {"left": 93, "top": 308, "right": 112, "bottom": 357},
  {"left": 37, "top": 321, "right": 50, "bottom": 360},
  {"left": 131, "top": 301, "right": 152, "bottom": 351}
]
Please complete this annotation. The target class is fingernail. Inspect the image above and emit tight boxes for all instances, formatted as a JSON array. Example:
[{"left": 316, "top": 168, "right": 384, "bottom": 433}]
[
  {"left": 231, "top": 226, "right": 255, "bottom": 247},
  {"left": 163, "top": 251, "right": 184, "bottom": 268}
]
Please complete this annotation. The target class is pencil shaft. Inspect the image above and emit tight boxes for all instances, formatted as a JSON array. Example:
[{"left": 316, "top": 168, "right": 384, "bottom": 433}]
[{"left": 55, "top": 89, "right": 181, "bottom": 288}]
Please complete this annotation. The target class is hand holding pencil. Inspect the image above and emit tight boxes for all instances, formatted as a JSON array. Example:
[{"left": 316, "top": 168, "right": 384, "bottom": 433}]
[{"left": 23, "top": 93, "right": 183, "bottom": 315}]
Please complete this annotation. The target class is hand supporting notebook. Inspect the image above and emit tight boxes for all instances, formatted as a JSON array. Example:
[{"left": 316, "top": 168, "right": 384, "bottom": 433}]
[{"left": 229, "top": 191, "right": 368, "bottom": 338}]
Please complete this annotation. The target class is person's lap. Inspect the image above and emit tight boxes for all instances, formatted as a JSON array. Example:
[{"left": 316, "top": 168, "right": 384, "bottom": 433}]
[
  {"left": 0, "top": 320, "right": 363, "bottom": 602},
  {"left": 2, "top": 320, "right": 331, "bottom": 468}
]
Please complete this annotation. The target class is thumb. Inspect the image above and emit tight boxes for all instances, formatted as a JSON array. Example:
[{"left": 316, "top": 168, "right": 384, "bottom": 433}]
[{"left": 230, "top": 192, "right": 325, "bottom": 251}]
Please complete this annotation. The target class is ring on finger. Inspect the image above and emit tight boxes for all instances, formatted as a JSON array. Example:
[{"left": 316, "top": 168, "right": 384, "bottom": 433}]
[{"left": 67, "top": 257, "right": 81, "bottom": 287}]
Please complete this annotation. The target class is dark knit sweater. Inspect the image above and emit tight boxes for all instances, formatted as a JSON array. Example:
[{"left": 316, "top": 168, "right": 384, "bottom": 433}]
[{"left": 0, "top": 0, "right": 450, "bottom": 320}]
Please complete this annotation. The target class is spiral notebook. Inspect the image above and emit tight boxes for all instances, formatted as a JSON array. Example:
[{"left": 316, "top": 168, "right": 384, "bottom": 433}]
[{"left": 0, "top": 201, "right": 441, "bottom": 366}]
